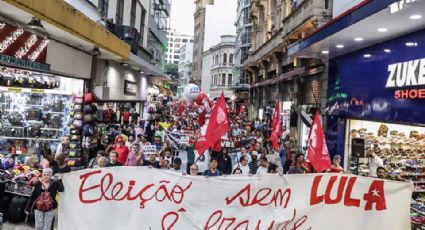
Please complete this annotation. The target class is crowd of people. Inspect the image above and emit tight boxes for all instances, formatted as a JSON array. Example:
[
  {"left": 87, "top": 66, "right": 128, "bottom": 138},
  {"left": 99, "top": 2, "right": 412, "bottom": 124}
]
[{"left": 22, "top": 100, "right": 396, "bottom": 230}]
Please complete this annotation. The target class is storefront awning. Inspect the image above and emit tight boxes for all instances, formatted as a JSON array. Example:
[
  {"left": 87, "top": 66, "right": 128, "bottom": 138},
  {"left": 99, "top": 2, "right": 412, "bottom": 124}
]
[
  {"left": 127, "top": 54, "right": 171, "bottom": 81},
  {"left": 288, "top": 0, "right": 425, "bottom": 59}
]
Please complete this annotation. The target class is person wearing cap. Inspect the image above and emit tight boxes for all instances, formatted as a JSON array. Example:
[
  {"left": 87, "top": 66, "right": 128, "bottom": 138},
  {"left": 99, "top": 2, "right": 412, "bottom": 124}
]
[
  {"left": 25, "top": 168, "right": 64, "bottom": 230},
  {"left": 108, "top": 135, "right": 130, "bottom": 165},
  {"left": 248, "top": 151, "right": 260, "bottom": 175}
]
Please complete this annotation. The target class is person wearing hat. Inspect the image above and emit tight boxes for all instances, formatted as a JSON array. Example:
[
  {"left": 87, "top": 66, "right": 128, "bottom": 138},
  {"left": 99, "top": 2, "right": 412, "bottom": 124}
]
[
  {"left": 25, "top": 168, "right": 64, "bottom": 230},
  {"left": 249, "top": 151, "right": 260, "bottom": 175},
  {"left": 106, "top": 135, "right": 130, "bottom": 165}
]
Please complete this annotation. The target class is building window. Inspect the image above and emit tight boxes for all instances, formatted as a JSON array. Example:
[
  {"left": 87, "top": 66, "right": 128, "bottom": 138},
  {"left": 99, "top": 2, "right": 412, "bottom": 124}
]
[
  {"left": 170, "top": 43, "right": 173, "bottom": 47},
  {"left": 116, "top": 0, "right": 124, "bottom": 25},
  {"left": 174, "top": 61, "right": 179, "bottom": 64},
  {"left": 222, "top": 74, "right": 226, "bottom": 86},
  {"left": 229, "top": 54, "right": 233, "bottom": 64},
  {"left": 140, "top": 7, "right": 146, "bottom": 44},
  {"left": 99, "top": 0, "right": 109, "bottom": 18},
  {"left": 130, "top": 0, "right": 137, "bottom": 27},
  {"left": 174, "top": 55, "right": 179, "bottom": 59},
  {"left": 223, "top": 53, "right": 227, "bottom": 64},
  {"left": 228, "top": 74, "right": 232, "bottom": 85},
  {"left": 182, "top": 39, "right": 188, "bottom": 43}
]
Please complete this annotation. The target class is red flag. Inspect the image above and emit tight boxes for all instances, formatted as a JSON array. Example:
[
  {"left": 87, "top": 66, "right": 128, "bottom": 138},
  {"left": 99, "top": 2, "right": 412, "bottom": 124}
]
[
  {"left": 177, "top": 102, "right": 186, "bottom": 114},
  {"left": 212, "top": 139, "right": 222, "bottom": 152},
  {"left": 198, "top": 109, "right": 206, "bottom": 127},
  {"left": 195, "top": 134, "right": 209, "bottom": 155},
  {"left": 307, "top": 112, "right": 331, "bottom": 172},
  {"left": 205, "top": 92, "right": 230, "bottom": 150},
  {"left": 269, "top": 102, "right": 281, "bottom": 151}
]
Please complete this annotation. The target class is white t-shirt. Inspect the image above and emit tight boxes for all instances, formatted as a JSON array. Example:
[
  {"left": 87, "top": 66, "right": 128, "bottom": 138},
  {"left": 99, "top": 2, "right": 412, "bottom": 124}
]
[
  {"left": 257, "top": 166, "right": 268, "bottom": 174},
  {"left": 368, "top": 155, "right": 384, "bottom": 177},
  {"left": 234, "top": 164, "right": 250, "bottom": 175},
  {"left": 236, "top": 152, "right": 252, "bottom": 163}
]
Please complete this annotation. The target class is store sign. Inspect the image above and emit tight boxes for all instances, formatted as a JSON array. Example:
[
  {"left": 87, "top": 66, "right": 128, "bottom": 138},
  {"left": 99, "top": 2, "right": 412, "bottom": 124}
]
[
  {"left": 327, "top": 28, "right": 425, "bottom": 124},
  {"left": 389, "top": 0, "right": 419, "bottom": 14},
  {"left": 59, "top": 168, "right": 412, "bottom": 230},
  {"left": 0, "top": 53, "right": 50, "bottom": 71},
  {"left": 0, "top": 20, "right": 49, "bottom": 65},
  {"left": 386, "top": 58, "right": 425, "bottom": 99},
  {"left": 124, "top": 80, "right": 137, "bottom": 95}
]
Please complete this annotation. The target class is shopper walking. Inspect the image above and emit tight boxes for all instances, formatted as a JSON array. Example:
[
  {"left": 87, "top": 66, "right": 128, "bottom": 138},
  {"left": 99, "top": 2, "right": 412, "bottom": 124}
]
[{"left": 25, "top": 168, "right": 64, "bottom": 230}]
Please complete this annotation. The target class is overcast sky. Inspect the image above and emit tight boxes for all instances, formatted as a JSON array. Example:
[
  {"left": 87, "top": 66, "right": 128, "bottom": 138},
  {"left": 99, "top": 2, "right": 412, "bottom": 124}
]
[{"left": 170, "top": 0, "right": 236, "bottom": 49}]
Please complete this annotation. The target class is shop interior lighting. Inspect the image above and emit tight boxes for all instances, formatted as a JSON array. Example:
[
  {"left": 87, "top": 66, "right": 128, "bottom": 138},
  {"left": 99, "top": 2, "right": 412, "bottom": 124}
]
[
  {"left": 321, "top": 50, "right": 329, "bottom": 54},
  {"left": 121, "top": 62, "right": 129, "bottom": 67},
  {"left": 406, "top": 42, "right": 418, "bottom": 47},
  {"left": 354, "top": 37, "right": 364, "bottom": 42},
  {"left": 377, "top": 28, "right": 388, "bottom": 33},
  {"left": 384, "top": 49, "right": 391, "bottom": 53},
  {"left": 0, "top": 22, "right": 5, "bottom": 30},
  {"left": 336, "top": 44, "right": 344, "bottom": 49},
  {"left": 410, "top": 14, "right": 422, "bottom": 20},
  {"left": 363, "top": 54, "right": 372, "bottom": 58}
]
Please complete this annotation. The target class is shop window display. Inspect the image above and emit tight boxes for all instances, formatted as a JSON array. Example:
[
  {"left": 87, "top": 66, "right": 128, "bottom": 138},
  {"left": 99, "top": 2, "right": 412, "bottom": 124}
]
[
  {"left": 0, "top": 66, "right": 83, "bottom": 199},
  {"left": 345, "top": 119, "right": 425, "bottom": 226}
]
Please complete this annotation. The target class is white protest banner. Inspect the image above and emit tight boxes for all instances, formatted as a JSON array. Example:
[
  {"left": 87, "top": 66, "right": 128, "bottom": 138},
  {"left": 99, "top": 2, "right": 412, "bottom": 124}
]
[
  {"left": 59, "top": 168, "right": 412, "bottom": 230},
  {"left": 143, "top": 145, "right": 157, "bottom": 155}
]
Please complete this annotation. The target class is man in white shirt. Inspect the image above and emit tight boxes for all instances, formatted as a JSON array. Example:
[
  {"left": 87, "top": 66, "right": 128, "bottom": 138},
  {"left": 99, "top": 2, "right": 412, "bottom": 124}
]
[
  {"left": 233, "top": 156, "right": 250, "bottom": 175},
  {"left": 236, "top": 147, "right": 252, "bottom": 163},
  {"left": 368, "top": 151, "right": 383, "bottom": 177},
  {"left": 256, "top": 156, "right": 269, "bottom": 175}
]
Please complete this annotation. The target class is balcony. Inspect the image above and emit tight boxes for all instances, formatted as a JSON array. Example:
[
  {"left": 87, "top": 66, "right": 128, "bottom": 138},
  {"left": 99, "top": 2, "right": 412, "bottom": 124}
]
[
  {"left": 249, "top": 28, "right": 284, "bottom": 63},
  {"left": 282, "top": 0, "right": 331, "bottom": 37},
  {"left": 155, "top": 0, "right": 171, "bottom": 17}
]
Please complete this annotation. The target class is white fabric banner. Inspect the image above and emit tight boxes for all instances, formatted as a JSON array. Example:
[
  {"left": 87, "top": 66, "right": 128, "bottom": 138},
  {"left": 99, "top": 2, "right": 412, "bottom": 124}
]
[{"left": 59, "top": 167, "right": 412, "bottom": 230}]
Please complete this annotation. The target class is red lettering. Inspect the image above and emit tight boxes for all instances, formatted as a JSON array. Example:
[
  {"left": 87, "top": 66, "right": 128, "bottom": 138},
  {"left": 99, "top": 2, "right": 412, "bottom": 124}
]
[
  {"left": 310, "top": 175, "right": 324, "bottom": 205},
  {"left": 324, "top": 176, "right": 347, "bottom": 204},
  {"left": 79, "top": 170, "right": 102, "bottom": 203},
  {"left": 395, "top": 90, "right": 401, "bottom": 99},
  {"left": 161, "top": 211, "right": 179, "bottom": 230},
  {"left": 344, "top": 177, "right": 360, "bottom": 207},
  {"left": 204, "top": 210, "right": 223, "bottom": 229},
  {"left": 78, "top": 170, "right": 192, "bottom": 209},
  {"left": 419, "top": 89, "right": 425, "bottom": 98},
  {"left": 226, "top": 184, "right": 291, "bottom": 208},
  {"left": 401, "top": 90, "right": 409, "bottom": 98},
  {"left": 409, "top": 89, "right": 418, "bottom": 98},
  {"left": 363, "top": 180, "right": 387, "bottom": 211}
]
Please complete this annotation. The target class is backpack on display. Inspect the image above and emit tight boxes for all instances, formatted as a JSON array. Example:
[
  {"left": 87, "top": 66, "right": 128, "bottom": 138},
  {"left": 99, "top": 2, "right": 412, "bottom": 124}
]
[
  {"left": 73, "top": 119, "right": 83, "bottom": 128},
  {"left": 70, "top": 135, "right": 81, "bottom": 141},
  {"left": 83, "top": 113, "right": 94, "bottom": 123},
  {"left": 84, "top": 92, "right": 94, "bottom": 104},
  {"left": 73, "top": 104, "right": 83, "bottom": 112},
  {"left": 74, "top": 97, "right": 83, "bottom": 104},
  {"left": 35, "top": 184, "right": 53, "bottom": 211},
  {"left": 70, "top": 129, "right": 82, "bottom": 135},
  {"left": 68, "top": 149, "right": 82, "bottom": 157},
  {"left": 82, "top": 124, "right": 94, "bottom": 137}
]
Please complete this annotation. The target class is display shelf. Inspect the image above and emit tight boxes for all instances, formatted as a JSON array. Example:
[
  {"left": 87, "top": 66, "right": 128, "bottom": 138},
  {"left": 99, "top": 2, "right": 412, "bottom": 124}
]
[
  {"left": 0, "top": 136, "right": 60, "bottom": 141},
  {"left": 412, "top": 207, "right": 425, "bottom": 216}
]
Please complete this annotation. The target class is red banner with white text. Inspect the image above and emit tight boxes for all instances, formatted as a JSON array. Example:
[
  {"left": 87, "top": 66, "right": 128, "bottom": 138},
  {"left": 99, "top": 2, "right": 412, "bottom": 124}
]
[{"left": 59, "top": 168, "right": 412, "bottom": 230}]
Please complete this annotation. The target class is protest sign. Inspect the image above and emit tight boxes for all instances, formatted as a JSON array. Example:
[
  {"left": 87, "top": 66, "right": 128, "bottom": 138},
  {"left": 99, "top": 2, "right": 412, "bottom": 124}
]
[
  {"left": 142, "top": 145, "right": 157, "bottom": 155},
  {"left": 59, "top": 167, "right": 412, "bottom": 230}
]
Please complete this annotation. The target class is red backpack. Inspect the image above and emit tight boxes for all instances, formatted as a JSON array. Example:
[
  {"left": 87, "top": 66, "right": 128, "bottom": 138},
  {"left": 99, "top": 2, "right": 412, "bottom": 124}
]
[{"left": 35, "top": 184, "right": 53, "bottom": 211}]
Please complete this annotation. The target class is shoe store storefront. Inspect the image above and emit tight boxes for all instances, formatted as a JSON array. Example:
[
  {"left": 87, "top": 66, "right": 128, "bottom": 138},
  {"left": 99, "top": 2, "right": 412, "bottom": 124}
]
[{"left": 325, "top": 27, "right": 425, "bottom": 225}]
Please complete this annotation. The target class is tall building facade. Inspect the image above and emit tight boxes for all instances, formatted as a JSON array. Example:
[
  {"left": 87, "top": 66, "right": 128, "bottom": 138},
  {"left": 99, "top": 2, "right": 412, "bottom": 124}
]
[
  {"left": 147, "top": 0, "right": 170, "bottom": 68},
  {"left": 201, "top": 35, "right": 236, "bottom": 99},
  {"left": 177, "top": 42, "right": 194, "bottom": 98},
  {"left": 234, "top": 0, "right": 252, "bottom": 108},
  {"left": 192, "top": 0, "right": 214, "bottom": 84},
  {"left": 245, "top": 0, "right": 332, "bottom": 151},
  {"left": 166, "top": 30, "right": 194, "bottom": 64}
]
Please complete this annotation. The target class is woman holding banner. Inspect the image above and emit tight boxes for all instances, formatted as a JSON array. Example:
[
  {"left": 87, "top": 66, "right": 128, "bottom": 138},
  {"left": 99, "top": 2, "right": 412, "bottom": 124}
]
[{"left": 25, "top": 168, "right": 64, "bottom": 230}]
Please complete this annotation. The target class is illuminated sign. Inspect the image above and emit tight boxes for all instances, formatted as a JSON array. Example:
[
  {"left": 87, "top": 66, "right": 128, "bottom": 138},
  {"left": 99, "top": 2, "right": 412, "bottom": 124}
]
[
  {"left": 386, "top": 58, "right": 425, "bottom": 99},
  {"left": 389, "top": 0, "right": 419, "bottom": 14}
]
